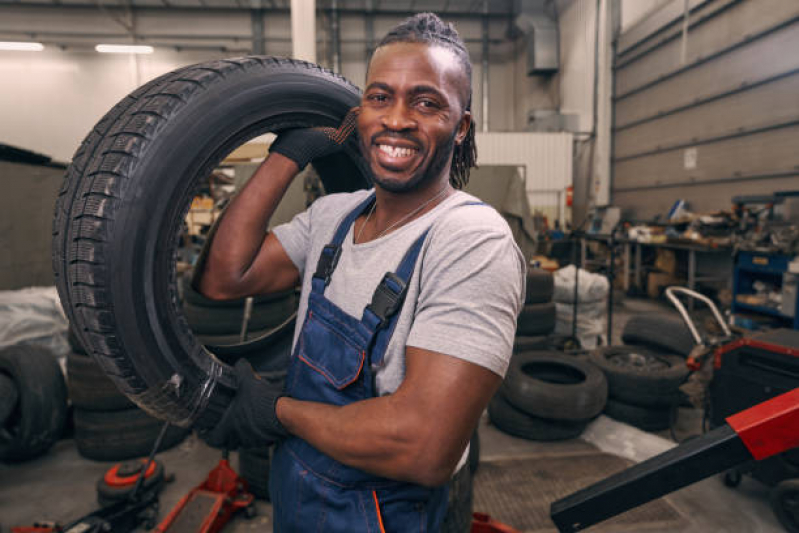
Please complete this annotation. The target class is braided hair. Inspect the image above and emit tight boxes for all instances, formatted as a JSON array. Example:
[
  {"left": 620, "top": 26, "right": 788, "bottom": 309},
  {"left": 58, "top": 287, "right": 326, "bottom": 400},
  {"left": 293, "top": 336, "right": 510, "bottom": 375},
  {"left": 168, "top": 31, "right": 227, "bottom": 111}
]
[{"left": 376, "top": 13, "right": 477, "bottom": 189}]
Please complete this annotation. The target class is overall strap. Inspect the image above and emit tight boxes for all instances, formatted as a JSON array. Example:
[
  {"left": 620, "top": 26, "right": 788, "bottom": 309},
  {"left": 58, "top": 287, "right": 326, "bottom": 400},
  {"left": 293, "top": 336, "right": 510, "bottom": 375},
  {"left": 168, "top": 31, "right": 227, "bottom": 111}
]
[
  {"left": 361, "top": 229, "right": 430, "bottom": 366},
  {"left": 311, "top": 192, "right": 376, "bottom": 294},
  {"left": 361, "top": 200, "right": 487, "bottom": 366}
]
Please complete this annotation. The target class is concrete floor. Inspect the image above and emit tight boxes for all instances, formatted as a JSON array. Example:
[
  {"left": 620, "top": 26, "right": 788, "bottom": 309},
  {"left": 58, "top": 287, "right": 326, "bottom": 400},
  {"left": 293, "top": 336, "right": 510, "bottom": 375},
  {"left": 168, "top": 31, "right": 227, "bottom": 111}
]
[{"left": 0, "top": 297, "right": 786, "bottom": 532}]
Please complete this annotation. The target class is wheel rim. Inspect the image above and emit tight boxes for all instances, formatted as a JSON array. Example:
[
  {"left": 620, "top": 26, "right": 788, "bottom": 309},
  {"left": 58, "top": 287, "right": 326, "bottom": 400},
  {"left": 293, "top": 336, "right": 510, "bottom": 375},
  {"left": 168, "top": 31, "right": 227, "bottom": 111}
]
[{"left": 607, "top": 349, "right": 669, "bottom": 370}]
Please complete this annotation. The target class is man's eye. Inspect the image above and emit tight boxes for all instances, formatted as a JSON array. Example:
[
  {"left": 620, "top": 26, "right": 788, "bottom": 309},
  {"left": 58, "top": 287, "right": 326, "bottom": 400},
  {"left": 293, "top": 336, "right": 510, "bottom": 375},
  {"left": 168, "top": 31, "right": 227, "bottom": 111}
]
[
  {"left": 368, "top": 94, "right": 388, "bottom": 103},
  {"left": 417, "top": 99, "right": 439, "bottom": 109}
]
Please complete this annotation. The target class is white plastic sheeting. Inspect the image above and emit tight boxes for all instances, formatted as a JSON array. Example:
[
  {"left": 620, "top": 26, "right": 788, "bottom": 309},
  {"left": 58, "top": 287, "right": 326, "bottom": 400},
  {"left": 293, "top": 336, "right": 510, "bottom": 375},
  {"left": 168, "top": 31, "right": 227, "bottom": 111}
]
[
  {"left": 0, "top": 286, "right": 69, "bottom": 359},
  {"left": 553, "top": 265, "right": 610, "bottom": 348}
]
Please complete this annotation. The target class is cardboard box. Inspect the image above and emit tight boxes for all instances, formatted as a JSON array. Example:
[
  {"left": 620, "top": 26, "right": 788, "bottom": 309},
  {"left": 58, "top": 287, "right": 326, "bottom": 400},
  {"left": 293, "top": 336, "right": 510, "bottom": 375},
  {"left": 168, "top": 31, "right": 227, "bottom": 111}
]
[{"left": 647, "top": 271, "right": 680, "bottom": 299}]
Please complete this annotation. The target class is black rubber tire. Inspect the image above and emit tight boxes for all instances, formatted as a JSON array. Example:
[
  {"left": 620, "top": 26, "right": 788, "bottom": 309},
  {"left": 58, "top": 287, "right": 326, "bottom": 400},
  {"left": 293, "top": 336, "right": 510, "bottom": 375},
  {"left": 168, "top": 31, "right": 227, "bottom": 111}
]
[
  {"left": 603, "top": 398, "right": 673, "bottom": 431},
  {"left": 182, "top": 276, "right": 295, "bottom": 309},
  {"left": 516, "top": 302, "right": 556, "bottom": 337},
  {"left": 239, "top": 447, "right": 271, "bottom": 501},
  {"left": 73, "top": 408, "right": 189, "bottom": 461},
  {"left": 68, "top": 326, "right": 88, "bottom": 355},
  {"left": 588, "top": 346, "right": 689, "bottom": 407},
  {"left": 488, "top": 393, "right": 587, "bottom": 441},
  {"left": 0, "top": 345, "right": 68, "bottom": 461},
  {"left": 67, "top": 351, "right": 135, "bottom": 411},
  {"left": 96, "top": 459, "right": 165, "bottom": 507},
  {"left": 441, "top": 463, "right": 473, "bottom": 533},
  {"left": 525, "top": 269, "right": 554, "bottom": 304},
  {"left": 0, "top": 372, "right": 18, "bottom": 426},
  {"left": 513, "top": 336, "right": 549, "bottom": 353},
  {"left": 770, "top": 479, "right": 799, "bottom": 533},
  {"left": 501, "top": 351, "right": 607, "bottom": 421},
  {"left": 52, "top": 57, "right": 369, "bottom": 431},
  {"left": 183, "top": 294, "right": 297, "bottom": 335},
  {"left": 621, "top": 314, "right": 695, "bottom": 357},
  {"left": 468, "top": 429, "right": 480, "bottom": 476}
]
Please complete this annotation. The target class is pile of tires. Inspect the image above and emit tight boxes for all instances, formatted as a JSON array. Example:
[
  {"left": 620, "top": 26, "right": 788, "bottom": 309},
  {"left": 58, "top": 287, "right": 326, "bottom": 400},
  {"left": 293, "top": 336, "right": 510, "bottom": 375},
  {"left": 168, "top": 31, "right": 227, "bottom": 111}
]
[
  {"left": 67, "top": 329, "right": 188, "bottom": 461},
  {"left": 589, "top": 345, "right": 689, "bottom": 431},
  {"left": 0, "top": 344, "right": 68, "bottom": 461},
  {"left": 489, "top": 352, "right": 607, "bottom": 441},
  {"left": 514, "top": 269, "right": 556, "bottom": 353}
]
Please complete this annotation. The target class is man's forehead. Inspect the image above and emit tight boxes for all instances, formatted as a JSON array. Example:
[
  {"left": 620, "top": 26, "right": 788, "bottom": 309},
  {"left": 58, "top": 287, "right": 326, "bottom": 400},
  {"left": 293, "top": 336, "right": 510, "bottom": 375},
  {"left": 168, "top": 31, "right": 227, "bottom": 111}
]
[{"left": 366, "top": 42, "right": 469, "bottom": 103}]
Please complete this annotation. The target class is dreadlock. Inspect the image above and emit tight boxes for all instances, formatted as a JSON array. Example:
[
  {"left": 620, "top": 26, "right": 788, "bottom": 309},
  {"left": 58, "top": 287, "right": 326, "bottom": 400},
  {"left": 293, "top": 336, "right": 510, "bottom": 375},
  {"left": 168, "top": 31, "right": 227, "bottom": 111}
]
[{"left": 376, "top": 13, "right": 477, "bottom": 189}]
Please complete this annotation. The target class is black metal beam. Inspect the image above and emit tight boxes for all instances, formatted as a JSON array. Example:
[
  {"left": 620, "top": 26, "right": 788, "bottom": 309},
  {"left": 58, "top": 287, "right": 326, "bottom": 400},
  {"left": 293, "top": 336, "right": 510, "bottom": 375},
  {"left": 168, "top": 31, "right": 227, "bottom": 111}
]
[{"left": 550, "top": 424, "right": 752, "bottom": 533}]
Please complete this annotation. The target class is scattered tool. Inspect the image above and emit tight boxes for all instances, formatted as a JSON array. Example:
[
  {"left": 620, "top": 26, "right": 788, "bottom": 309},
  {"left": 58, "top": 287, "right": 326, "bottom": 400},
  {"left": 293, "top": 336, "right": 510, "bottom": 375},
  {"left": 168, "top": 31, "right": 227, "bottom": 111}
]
[{"left": 152, "top": 450, "right": 255, "bottom": 533}]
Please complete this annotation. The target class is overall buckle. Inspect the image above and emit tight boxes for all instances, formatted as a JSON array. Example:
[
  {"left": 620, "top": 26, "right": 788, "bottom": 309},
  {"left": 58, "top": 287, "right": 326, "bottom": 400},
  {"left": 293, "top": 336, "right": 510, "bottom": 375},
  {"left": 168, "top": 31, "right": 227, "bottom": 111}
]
[
  {"left": 313, "top": 244, "right": 342, "bottom": 284},
  {"left": 367, "top": 272, "right": 408, "bottom": 328}
]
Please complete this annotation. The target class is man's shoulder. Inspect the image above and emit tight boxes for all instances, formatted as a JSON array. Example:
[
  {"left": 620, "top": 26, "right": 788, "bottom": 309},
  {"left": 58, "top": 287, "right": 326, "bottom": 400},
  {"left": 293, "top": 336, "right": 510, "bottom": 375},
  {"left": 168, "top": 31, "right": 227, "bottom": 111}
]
[{"left": 433, "top": 191, "right": 512, "bottom": 237}]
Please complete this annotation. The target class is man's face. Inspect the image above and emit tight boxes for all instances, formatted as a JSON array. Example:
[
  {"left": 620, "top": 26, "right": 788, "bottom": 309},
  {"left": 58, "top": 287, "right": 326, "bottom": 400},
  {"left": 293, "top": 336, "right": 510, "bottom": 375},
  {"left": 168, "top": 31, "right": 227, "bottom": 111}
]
[{"left": 357, "top": 42, "right": 472, "bottom": 193}]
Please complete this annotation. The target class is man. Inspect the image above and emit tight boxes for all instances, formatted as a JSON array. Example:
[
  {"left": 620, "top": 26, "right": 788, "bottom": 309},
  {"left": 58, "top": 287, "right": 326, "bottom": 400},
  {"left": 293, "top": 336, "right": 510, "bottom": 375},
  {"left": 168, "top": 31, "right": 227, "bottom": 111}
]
[{"left": 198, "top": 13, "right": 525, "bottom": 532}]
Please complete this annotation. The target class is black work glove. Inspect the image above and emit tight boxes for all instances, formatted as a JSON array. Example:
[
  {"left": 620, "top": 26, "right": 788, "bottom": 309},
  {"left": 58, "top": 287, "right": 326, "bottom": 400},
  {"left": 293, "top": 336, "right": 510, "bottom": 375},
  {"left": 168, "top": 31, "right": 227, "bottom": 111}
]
[
  {"left": 203, "top": 359, "right": 289, "bottom": 450},
  {"left": 269, "top": 107, "right": 359, "bottom": 170}
]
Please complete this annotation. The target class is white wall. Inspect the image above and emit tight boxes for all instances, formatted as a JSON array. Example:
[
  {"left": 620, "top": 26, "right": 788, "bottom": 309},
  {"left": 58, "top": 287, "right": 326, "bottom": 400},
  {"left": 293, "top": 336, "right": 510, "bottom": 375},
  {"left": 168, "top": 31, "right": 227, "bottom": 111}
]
[{"left": 621, "top": 0, "right": 671, "bottom": 33}]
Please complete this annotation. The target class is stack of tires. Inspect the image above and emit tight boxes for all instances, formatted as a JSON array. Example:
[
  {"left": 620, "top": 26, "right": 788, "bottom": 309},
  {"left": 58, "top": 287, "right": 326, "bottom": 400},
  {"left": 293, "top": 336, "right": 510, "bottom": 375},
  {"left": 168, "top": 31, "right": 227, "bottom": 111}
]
[
  {"left": 182, "top": 276, "right": 298, "bottom": 352},
  {"left": 513, "top": 269, "right": 556, "bottom": 353},
  {"left": 67, "top": 329, "right": 188, "bottom": 460},
  {"left": 588, "top": 314, "right": 693, "bottom": 432},
  {"left": 489, "top": 352, "right": 607, "bottom": 441},
  {"left": 0, "top": 344, "right": 68, "bottom": 461}
]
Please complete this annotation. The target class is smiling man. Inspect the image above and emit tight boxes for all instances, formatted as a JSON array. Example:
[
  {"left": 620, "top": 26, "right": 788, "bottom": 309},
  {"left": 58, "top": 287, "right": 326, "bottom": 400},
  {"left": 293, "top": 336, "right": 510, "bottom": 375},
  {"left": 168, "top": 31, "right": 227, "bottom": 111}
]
[{"left": 198, "top": 13, "right": 525, "bottom": 532}]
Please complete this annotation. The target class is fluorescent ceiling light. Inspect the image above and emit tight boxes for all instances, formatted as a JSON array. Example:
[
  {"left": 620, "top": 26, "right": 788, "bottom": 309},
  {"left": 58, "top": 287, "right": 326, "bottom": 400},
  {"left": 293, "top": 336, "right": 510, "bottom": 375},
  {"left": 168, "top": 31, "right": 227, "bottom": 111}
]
[
  {"left": 95, "top": 44, "right": 154, "bottom": 54},
  {"left": 0, "top": 41, "right": 44, "bottom": 52}
]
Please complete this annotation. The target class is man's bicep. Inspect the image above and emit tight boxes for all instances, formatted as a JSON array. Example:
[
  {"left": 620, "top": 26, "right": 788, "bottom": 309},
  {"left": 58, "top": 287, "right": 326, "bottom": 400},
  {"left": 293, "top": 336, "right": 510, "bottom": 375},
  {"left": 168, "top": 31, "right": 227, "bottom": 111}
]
[{"left": 243, "top": 232, "right": 302, "bottom": 295}]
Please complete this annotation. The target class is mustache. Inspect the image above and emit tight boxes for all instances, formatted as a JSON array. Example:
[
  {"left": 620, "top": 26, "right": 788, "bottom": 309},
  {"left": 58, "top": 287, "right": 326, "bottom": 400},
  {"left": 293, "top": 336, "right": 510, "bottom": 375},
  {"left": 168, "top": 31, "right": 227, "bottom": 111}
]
[{"left": 369, "top": 131, "right": 421, "bottom": 148}]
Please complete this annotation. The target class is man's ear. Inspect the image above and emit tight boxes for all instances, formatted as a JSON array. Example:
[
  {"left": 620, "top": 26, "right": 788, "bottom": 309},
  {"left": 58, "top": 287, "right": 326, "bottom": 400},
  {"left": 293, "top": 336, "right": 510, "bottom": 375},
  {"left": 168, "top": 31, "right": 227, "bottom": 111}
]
[{"left": 455, "top": 110, "right": 472, "bottom": 145}]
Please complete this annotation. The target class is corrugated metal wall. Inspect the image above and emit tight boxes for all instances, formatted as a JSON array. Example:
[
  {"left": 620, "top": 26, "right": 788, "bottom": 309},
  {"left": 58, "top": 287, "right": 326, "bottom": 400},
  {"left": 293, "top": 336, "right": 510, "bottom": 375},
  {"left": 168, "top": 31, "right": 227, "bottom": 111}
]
[
  {"left": 475, "top": 132, "right": 573, "bottom": 220},
  {"left": 612, "top": 0, "right": 799, "bottom": 220}
]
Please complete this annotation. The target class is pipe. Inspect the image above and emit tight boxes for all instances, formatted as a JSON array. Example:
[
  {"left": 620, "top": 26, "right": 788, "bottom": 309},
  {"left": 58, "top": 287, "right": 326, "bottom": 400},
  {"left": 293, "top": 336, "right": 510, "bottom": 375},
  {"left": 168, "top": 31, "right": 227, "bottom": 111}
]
[
  {"left": 481, "top": 0, "right": 489, "bottom": 132},
  {"left": 365, "top": 0, "right": 375, "bottom": 64},
  {"left": 330, "top": 0, "right": 341, "bottom": 73}
]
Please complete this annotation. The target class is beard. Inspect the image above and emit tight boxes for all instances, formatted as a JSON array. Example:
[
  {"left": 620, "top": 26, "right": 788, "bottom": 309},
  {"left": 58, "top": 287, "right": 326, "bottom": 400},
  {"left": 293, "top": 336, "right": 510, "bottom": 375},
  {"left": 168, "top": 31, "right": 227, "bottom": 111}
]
[{"left": 362, "top": 127, "right": 457, "bottom": 194}]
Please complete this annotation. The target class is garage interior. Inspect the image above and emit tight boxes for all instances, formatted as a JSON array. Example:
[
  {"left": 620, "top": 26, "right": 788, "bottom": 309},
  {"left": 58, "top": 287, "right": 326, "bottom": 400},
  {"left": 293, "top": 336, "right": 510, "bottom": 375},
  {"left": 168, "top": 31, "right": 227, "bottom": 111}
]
[{"left": 1, "top": 0, "right": 798, "bottom": 531}]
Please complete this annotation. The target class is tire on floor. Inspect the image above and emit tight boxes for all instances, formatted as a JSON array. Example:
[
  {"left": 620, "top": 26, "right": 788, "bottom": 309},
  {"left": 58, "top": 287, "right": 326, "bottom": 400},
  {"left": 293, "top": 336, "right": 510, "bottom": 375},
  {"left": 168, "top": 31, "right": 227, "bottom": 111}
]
[
  {"left": 488, "top": 393, "right": 587, "bottom": 441},
  {"left": 0, "top": 345, "right": 68, "bottom": 461},
  {"left": 525, "top": 269, "right": 554, "bottom": 304},
  {"left": 516, "top": 302, "right": 556, "bottom": 337},
  {"left": 67, "top": 350, "right": 135, "bottom": 411},
  {"left": 0, "top": 372, "right": 18, "bottom": 426},
  {"left": 239, "top": 447, "right": 271, "bottom": 501},
  {"left": 589, "top": 346, "right": 689, "bottom": 407},
  {"left": 501, "top": 351, "right": 607, "bottom": 421},
  {"left": 52, "top": 57, "right": 369, "bottom": 431},
  {"left": 603, "top": 398, "right": 673, "bottom": 432},
  {"left": 621, "top": 314, "right": 695, "bottom": 357},
  {"left": 74, "top": 407, "right": 189, "bottom": 461}
]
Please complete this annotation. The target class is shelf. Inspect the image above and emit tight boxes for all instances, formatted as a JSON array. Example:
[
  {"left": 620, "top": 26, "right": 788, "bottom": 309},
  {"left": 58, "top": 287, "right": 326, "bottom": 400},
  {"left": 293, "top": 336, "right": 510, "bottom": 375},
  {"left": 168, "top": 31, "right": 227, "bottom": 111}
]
[{"left": 733, "top": 300, "right": 791, "bottom": 319}]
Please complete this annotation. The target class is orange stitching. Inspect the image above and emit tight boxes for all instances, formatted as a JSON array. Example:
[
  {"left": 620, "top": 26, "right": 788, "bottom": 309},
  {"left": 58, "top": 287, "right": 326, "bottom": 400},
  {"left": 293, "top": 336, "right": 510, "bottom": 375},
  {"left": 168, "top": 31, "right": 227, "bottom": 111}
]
[
  {"left": 297, "top": 350, "right": 365, "bottom": 389},
  {"left": 372, "top": 490, "right": 387, "bottom": 533}
]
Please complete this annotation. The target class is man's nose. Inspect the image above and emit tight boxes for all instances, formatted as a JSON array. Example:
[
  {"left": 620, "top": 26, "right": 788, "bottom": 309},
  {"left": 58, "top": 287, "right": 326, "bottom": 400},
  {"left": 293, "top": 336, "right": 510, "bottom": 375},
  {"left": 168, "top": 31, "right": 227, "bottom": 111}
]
[{"left": 381, "top": 101, "right": 416, "bottom": 131}]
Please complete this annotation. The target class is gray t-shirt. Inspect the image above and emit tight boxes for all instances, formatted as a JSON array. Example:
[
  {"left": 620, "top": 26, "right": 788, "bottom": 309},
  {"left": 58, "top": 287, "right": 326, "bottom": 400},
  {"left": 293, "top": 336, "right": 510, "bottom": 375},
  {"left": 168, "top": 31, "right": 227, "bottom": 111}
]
[{"left": 273, "top": 188, "right": 525, "bottom": 471}]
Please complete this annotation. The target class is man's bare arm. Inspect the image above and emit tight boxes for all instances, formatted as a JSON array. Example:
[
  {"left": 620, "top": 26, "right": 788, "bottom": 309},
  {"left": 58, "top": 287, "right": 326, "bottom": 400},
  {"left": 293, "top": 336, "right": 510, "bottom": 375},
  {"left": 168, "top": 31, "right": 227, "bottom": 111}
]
[
  {"left": 197, "top": 153, "right": 302, "bottom": 300},
  {"left": 276, "top": 346, "right": 501, "bottom": 487}
]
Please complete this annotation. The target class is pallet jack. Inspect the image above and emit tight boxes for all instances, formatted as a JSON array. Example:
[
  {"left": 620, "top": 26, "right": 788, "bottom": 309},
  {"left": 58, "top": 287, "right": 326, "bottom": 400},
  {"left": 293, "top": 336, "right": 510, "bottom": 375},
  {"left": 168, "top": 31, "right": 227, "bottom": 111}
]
[{"left": 550, "top": 287, "right": 799, "bottom": 532}]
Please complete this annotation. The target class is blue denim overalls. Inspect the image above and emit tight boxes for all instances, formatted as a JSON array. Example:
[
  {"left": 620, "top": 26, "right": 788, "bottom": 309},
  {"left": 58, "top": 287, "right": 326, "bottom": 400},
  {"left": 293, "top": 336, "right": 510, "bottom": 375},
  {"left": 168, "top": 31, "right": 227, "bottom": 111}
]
[{"left": 269, "top": 193, "right": 450, "bottom": 532}]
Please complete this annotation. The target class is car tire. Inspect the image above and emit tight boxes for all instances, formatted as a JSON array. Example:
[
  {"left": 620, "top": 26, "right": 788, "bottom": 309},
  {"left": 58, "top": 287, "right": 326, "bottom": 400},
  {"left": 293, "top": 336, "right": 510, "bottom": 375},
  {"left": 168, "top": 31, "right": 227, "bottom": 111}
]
[
  {"left": 589, "top": 346, "right": 689, "bottom": 407},
  {"left": 182, "top": 292, "right": 297, "bottom": 335},
  {"left": 441, "top": 463, "right": 473, "bottom": 533},
  {"left": 525, "top": 269, "right": 554, "bottom": 304},
  {"left": 770, "top": 479, "right": 799, "bottom": 533},
  {"left": 621, "top": 314, "right": 695, "bottom": 357},
  {"left": 516, "top": 302, "right": 556, "bottom": 337},
  {"left": 513, "top": 336, "right": 549, "bottom": 353},
  {"left": 488, "top": 393, "right": 587, "bottom": 441},
  {"left": 52, "top": 57, "right": 369, "bottom": 431},
  {"left": 603, "top": 398, "right": 673, "bottom": 431},
  {"left": 0, "top": 345, "right": 68, "bottom": 461},
  {"left": 74, "top": 408, "right": 189, "bottom": 461},
  {"left": 239, "top": 447, "right": 271, "bottom": 501},
  {"left": 0, "top": 373, "right": 18, "bottom": 426},
  {"left": 67, "top": 351, "right": 135, "bottom": 411},
  {"left": 501, "top": 351, "right": 607, "bottom": 421}
]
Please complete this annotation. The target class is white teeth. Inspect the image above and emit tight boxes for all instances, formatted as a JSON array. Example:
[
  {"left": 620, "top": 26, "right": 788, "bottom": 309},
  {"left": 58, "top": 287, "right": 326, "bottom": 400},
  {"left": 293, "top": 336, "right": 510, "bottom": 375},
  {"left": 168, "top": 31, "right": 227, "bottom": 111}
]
[{"left": 378, "top": 144, "right": 415, "bottom": 158}]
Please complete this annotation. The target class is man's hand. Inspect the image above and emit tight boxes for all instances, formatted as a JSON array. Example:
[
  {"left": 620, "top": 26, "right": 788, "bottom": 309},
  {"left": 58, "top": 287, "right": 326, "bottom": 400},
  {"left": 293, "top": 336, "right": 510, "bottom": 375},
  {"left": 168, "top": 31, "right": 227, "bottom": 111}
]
[
  {"left": 204, "top": 360, "right": 288, "bottom": 449},
  {"left": 269, "top": 107, "right": 359, "bottom": 171}
]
